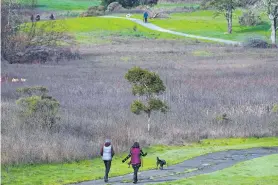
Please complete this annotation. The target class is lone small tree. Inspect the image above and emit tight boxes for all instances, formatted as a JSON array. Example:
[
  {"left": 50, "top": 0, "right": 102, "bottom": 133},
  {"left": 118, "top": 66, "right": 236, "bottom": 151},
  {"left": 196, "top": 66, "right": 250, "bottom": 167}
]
[
  {"left": 16, "top": 86, "right": 60, "bottom": 129},
  {"left": 125, "top": 67, "right": 168, "bottom": 132},
  {"left": 202, "top": 0, "right": 241, "bottom": 34}
]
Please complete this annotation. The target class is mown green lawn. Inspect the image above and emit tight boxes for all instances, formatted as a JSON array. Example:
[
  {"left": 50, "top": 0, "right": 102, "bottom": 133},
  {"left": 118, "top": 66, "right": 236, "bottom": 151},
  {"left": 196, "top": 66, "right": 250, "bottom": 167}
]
[
  {"left": 1, "top": 137, "right": 278, "bottom": 185},
  {"left": 34, "top": 17, "right": 192, "bottom": 43},
  {"left": 151, "top": 10, "right": 272, "bottom": 42},
  {"left": 19, "top": 0, "right": 101, "bottom": 10},
  {"left": 156, "top": 154, "right": 278, "bottom": 185}
]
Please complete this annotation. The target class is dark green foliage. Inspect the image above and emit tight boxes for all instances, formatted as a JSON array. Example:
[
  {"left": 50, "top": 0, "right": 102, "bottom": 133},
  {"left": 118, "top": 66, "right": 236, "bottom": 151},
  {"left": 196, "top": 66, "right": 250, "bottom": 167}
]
[
  {"left": 125, "top": 66, "right": 168, "bottom": 122},
  {"left": 16, "top": 86, "right": 60, "bottom": 129},
  {"left": 131, "top": 98, "right": 168, "bottom": 115},
  {"left": 125, "top": 66, "right": 166, "bottom": 96},
  {"left": 131, "top": 100, "right": 145, "bottom": 114},
  {"left": 148, "top": 98, "right": 168, "bottom": 113}
]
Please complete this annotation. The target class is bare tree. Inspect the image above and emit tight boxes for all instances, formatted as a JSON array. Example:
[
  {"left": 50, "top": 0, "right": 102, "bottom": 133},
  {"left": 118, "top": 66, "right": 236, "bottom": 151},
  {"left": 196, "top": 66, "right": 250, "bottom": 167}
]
[
  {"left": 256, "top": 0, "right": 278, "bottom": 45},
  {"left": 202, "top": 0, "right": 241, "bottom": 34},
  {"left": 1, "top": 0, "right": 76, "bottom": 64},
  {"left": 1, "top": 0, "right": 24, "bottom": 60}
]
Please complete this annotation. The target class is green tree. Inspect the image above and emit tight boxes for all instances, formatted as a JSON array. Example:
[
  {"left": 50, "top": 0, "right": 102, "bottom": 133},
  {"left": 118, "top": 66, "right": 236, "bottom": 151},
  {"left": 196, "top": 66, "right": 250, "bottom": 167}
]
[
  {"left": 202, "top": 0, "right": 241, "bottom": 34},
  {"left": 16, "top": 86, "right": 60, "bottom": 129},
  {"left": 125, "top": 67, "right": 168, "bottom": 132}
]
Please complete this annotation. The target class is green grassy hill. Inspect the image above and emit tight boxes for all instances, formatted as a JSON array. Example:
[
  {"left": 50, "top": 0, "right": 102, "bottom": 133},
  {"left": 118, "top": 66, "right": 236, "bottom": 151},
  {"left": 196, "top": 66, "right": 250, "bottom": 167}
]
[{"left": 151, "top": 10, "right": 271, "bottom": 42}]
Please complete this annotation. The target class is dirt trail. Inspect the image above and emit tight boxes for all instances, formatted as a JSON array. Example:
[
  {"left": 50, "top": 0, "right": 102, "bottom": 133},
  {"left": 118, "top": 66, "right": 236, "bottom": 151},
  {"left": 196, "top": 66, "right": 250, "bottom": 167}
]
[
  {"left": 71, "top": 147, "right": 278, "bottom": 185},
  {"left": 102, "top": 16, "right": 242, "bottom": 46}
]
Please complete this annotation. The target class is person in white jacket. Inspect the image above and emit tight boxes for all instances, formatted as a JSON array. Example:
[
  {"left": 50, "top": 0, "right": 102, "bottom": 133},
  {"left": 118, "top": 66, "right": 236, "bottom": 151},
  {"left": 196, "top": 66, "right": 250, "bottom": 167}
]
[{"left": 100, "top": 139, "right": 115, "bottom": 182}]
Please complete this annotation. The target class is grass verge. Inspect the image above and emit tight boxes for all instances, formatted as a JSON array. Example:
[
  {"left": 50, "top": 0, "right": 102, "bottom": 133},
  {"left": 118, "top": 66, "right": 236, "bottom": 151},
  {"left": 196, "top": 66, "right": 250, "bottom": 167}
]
[
  {"left": 151, "top": 10, "right": 272, "bottom": 42},
  {"left": 156, "top": 154, "right": 278, "bottom": 185},
  {"left": 1, "top": 137, "right": 278, "bottom": 185}
]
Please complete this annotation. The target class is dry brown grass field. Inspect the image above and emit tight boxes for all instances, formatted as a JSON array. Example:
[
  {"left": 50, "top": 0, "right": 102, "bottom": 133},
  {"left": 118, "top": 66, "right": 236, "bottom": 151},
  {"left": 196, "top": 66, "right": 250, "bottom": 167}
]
[{"left": 1, "top": 38, "right": 278, "bottom": 164}]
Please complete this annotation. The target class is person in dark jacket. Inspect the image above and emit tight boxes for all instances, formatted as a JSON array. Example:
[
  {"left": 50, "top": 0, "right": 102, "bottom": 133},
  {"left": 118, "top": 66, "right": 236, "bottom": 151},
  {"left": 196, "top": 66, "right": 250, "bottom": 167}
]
[
  {"left": 143, "top": 11, "right": 149, "bottom": 23},
  {"left": 50, "top": 13, "right": 55, "bottom": 20},
  {"left": 100, "top": 139, "right": 115, "bottom": 183},
  {"left": 35, "top": 14, "right": 40, "bottom": 21},
  {"left": 122, "top": 142, "right": 147, "bottom": 184}
]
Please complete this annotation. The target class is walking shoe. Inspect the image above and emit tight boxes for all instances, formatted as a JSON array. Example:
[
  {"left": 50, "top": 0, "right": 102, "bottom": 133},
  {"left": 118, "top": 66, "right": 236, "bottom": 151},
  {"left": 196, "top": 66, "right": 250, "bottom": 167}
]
[{"left": 104, "top": 176, "right": 108, "bottom": 182}]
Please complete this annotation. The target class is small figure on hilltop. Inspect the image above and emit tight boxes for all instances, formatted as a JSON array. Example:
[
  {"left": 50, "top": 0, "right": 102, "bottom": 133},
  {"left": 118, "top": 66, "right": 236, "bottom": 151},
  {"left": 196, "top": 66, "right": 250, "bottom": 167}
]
[
  {"left": 100, "top": 139, "right": 115, "bottom": 183},
  {"left": 50, "top": 13, "right": 55, "bottom": 20},
  {"left": 143, "top": 11, "right": 149, "bottom": 23},
  {"left": 30, "top": 14, "right": 34, "bottom": 22},
  {"left": 35, "top": 14, "right": 40, "bottom": 21},
  {"left": 122, "top": 142, "right": 147, "bottom": 184}
]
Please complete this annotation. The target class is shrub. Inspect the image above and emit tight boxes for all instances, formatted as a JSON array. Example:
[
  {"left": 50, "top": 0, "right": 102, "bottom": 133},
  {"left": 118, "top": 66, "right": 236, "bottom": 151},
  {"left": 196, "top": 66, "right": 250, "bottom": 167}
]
[
  {"left": 272, "top": 104, "right": 278, "bottom": 113},
  {"left": 133, "top": 25, "right": 137, "bottom": 31},
  {"left": 9, "top": 46, "right": 81, "bottom": 64},
  {"left": 238, "top": 11, "right": 262, "bottom": 26},
  {"left": 80, "top": 6, "right": 105, "bottom": 17},
  {"left": 102, "top": 0, "right": 158, "bottom": 8},
  {"left": 16, "top": 86, "right": 60, "bottom": 129},
  {"left": 215, "top": 113, "right": 231, "bottom": 124},
  {"left": 243, "top": 37, "right": 270, "bottom": 48}
]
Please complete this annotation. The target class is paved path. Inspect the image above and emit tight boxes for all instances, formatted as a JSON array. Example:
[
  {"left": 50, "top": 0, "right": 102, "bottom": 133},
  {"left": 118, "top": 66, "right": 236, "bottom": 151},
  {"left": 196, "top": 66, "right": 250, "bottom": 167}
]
[
  {"left": 71, "top": 147, "right": 278, "bottom": 185},
  {"left": 102, "top": 16, "right": 242, "bottom": 46}
]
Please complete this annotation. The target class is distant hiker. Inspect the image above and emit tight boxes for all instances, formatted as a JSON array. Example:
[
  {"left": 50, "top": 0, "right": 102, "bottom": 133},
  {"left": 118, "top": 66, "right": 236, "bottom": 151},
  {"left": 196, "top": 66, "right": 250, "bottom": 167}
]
[
  {"left": 30, "top": 14, "right": 34, "bottom": 22},
  {"left": 122, "top": 142, "right": 147, "bottom": 184},
  {"left": 143, "top": 11, "right": 149, "bottom": 23},
  {"left": 35, "top": 14, "right": 40, "bottom": 21},
  {"left": 100, "top": 139, "right": 115, "bottom": 183},
  {"left": 50, "top": 13, "right": 55, "bottom": 20}
]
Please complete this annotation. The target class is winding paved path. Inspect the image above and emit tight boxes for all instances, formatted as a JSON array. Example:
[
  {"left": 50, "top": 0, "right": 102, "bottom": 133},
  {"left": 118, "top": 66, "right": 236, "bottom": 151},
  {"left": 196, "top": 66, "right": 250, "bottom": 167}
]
[
  {"left": 72, "top": 147, "right": 278, "bottom": 185},
  {"left": 102, "top": 16, "right": 242, "bottom": 46}
]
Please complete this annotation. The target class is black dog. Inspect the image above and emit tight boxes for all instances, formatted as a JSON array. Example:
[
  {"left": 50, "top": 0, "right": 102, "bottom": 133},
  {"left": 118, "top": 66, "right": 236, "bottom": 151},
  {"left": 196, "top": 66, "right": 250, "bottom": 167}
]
[{"left": 156, "top": 157, "right": 166, "bottom": 170}]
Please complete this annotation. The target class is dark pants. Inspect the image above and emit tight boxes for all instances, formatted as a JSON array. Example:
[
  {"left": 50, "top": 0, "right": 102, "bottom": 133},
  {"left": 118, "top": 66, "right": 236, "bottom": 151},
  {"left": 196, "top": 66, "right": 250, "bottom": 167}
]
[
  {"left": 144, "top": 17, "right": 147, "bottom": 23},
  {"left": 103, "top": 160, "right": 111, "bottom": 181},
  {"left": 132, "top": 164, "right": 141, "bottom": 183}
]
